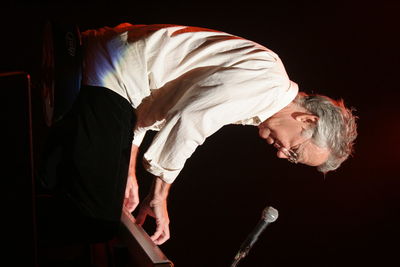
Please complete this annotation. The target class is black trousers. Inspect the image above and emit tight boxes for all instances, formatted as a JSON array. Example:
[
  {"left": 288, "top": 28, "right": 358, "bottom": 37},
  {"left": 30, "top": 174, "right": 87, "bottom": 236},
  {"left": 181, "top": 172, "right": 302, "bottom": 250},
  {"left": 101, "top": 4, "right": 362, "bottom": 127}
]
[{"left": 37, "top": 85, "right": 136, "bottom": 245}]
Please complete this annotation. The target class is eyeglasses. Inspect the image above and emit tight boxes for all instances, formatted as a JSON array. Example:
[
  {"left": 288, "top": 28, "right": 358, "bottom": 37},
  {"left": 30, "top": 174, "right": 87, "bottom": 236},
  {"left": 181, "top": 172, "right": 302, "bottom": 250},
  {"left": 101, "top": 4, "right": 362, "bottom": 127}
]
[
  {"left": 273, "top": 137, "right": 311, "bottom": 164},
  {"left": 274, "top": 140, "right": 305, "bottom": 164},
  {"left": 280, "top": 147, "right": 299, "bottom": 164}
]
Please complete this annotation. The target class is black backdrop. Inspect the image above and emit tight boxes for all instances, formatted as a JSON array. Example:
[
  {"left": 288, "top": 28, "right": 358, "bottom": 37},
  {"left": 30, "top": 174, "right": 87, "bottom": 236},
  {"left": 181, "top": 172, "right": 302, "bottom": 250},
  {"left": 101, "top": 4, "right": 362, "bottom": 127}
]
[{"left": 2, "top": 1, "right": 400, "bottom": 266}]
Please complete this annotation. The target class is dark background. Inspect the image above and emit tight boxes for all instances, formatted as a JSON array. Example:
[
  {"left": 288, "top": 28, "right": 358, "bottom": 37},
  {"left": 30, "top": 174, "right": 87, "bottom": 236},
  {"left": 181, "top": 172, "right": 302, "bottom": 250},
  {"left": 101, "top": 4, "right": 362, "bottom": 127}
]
[{"left": 2, "top": 1, "right": 400, "bottom": 266}]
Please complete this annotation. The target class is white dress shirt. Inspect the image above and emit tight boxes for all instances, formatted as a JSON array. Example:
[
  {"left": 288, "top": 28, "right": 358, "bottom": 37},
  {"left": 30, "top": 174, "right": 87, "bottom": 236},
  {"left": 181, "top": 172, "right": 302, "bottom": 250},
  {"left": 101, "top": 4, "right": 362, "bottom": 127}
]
[{"left": 81, "top": 23, "right": 298, "bottom": 183}]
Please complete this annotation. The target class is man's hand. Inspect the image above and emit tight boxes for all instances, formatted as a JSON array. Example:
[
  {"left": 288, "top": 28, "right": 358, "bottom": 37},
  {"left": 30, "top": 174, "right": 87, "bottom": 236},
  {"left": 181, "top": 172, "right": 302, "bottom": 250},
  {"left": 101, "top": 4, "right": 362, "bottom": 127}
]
[
  {"left": 124, "top": 145, "right": 140, "bottom": 212},
  {"left": 124, "top": 174, "right": 139, "bottom": 212},
  {"left": 136, "top": 177, "right": 171, "bottom": 245}
]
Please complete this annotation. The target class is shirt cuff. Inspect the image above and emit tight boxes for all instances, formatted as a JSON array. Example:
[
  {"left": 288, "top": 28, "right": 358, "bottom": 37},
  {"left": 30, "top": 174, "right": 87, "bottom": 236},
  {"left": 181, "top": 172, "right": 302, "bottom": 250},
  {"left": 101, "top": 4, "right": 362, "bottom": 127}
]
[
  {"left": 132, "top": 128, "right": 147, "bottom": 146},
  {"left": 142, "top": 157, "right": 180, "bottom": 184}
]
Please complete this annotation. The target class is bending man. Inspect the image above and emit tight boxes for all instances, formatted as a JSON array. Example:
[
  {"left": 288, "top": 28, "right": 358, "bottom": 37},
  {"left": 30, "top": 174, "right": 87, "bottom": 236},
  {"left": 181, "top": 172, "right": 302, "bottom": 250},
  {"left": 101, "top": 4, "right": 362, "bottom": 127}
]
[{"left": 39, "top": 23, "right": 357, "bottom": 246}]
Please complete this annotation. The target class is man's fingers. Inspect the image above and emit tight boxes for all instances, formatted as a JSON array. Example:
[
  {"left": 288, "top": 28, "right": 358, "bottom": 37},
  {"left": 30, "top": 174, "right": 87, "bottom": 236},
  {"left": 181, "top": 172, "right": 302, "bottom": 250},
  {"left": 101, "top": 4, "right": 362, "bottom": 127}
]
[
  {"left": 157, "top": 225, "right": 170, "bottom": 245},
  {"left": 151, "top": 222, "right": 170, "bottom": 245},
  {"left": 125, "top": 187, "right": 129, "bottom": 198},
  {"left": 135, "top": 208, "right": 147, "bottom": 226},
  {"left": 130, "top": 201, "right": 139, "bottom": 212},
  {"left": 123, "top": 188, "right": 139, "bottom": 212},
  {"left": 124, "top": 198, "right": 138, "bottom": 212},
  {"left": 129, "top": 192, "right": 139, "bottom": 210},
  {"left": 124, "top": 185, "right": 140, "bottom": 212},
  {"left": 150, "top": 226, "right": 163, "bottom": 243},
  {"left": 125, "top": 177, "right": 138, "bottom": 198}
]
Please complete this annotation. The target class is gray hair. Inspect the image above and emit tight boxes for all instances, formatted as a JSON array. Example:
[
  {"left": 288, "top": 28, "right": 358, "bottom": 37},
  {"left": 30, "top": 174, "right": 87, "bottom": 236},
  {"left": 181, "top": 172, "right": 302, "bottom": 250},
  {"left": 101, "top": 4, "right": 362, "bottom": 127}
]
[{"left": 294, "top": 92, "right": 358, "bottom": 173}]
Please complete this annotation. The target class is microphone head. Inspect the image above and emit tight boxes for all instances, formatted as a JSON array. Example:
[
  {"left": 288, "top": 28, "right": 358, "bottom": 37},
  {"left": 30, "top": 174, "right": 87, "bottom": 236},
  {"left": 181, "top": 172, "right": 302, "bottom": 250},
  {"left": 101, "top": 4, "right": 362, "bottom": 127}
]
[{"left": 261, "top": 206, "right": 279, "bottom": 223}]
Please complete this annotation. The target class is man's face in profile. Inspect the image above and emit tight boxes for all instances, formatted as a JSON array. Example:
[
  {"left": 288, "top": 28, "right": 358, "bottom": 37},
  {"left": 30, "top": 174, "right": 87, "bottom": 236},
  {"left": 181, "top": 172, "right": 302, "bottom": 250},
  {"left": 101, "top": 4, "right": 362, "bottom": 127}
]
[{"left": 258, "top": 108, "right": 330, "bottom": 167}]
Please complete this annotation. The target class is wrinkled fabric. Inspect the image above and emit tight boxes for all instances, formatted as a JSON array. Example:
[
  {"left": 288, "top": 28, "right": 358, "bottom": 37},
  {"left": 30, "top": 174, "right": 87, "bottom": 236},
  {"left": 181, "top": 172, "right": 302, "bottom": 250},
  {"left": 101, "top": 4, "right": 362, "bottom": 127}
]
[{"left": 82, "top": 23, "right": 298, "bottom": 183}]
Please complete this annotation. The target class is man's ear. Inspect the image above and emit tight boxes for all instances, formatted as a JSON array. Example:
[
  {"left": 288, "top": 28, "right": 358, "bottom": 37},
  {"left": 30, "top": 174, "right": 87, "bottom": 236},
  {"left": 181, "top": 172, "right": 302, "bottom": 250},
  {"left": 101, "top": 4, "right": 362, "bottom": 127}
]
[{"left": 294, "top": 112, "right": 319, "bottom": 125}]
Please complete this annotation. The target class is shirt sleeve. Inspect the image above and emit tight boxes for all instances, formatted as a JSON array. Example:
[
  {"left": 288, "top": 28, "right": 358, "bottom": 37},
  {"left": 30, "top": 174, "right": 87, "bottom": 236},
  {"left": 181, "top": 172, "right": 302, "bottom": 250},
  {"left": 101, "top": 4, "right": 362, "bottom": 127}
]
[
  {"left": 142, "top": 64, "right": 297, "bottom": 183},
  {"left": 132, "top": 127, "right": 147, "bottom": 146}
]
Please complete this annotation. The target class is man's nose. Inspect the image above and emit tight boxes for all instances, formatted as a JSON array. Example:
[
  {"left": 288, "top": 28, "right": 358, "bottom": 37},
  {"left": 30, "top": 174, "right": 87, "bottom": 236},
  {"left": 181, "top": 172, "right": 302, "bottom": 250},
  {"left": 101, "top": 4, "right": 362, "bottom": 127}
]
[
  {"left": 266, "top": 136, "right": 274, "bottom": 144},
  {"left": 276, "top": 149, "right": 288, "bottom": 159}
]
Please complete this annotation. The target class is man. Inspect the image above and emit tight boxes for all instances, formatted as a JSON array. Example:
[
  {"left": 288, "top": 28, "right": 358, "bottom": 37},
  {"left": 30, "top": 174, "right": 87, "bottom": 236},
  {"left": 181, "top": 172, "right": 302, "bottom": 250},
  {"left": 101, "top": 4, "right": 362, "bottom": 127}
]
[{"left": 39, "top": 23, "right": 357, "bottom": 246}]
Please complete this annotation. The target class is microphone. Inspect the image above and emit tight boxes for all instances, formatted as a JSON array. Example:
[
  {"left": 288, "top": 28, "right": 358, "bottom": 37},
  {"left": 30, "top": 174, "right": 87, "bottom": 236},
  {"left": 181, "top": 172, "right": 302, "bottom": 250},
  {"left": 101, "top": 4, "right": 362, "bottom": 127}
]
[{"left": 231, "top": 206, "right": 279, "bottom": 267}]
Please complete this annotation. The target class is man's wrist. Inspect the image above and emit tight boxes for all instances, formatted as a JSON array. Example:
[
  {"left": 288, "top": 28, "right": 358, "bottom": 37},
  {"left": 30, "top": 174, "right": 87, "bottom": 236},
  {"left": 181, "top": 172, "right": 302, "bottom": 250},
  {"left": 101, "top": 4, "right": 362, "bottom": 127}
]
[
  {"left": 151, "top": 177, "right": 171, "bottom": 201},
  {"left": 129, "top": 145, "right": 139, "bottom": 173}
]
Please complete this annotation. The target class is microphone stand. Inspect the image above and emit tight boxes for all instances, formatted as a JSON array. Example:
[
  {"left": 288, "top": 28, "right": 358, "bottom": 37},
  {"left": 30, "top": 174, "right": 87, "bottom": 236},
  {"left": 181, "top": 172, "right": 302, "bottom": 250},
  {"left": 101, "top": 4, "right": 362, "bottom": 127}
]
[
  {"left": 231, "top": 251, "right": 247, "bottom": 267},
  {"left": 230, "top": 206, "right": 279, "bottom": 267}
]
